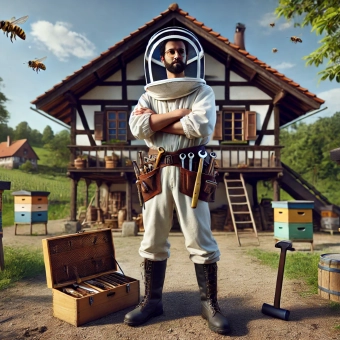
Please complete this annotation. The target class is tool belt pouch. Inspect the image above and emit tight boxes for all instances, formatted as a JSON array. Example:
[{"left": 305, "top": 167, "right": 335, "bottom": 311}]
[
  {"left": 179, "top": 167, "right": 217, "bottom": 203},
  {"left": 138, "top": 167, "right": 162, "bottom": 203}
]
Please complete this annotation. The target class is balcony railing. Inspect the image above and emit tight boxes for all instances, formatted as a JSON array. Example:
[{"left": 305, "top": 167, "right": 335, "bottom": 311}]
[{"left": 67, "top": 145, "right": 283, "bottom": 171}]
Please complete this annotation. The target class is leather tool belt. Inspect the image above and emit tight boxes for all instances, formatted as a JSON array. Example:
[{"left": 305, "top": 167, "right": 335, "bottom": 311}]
[{"left": 136, "top": 145, "right": 218, "bottom": 205}]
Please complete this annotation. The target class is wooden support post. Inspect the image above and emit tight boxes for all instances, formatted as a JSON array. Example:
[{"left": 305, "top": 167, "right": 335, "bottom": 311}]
[
  {"left": 274, "top": 104, "right": 280, "bottom": 146},
  {"left": 70, "top": 178, "right": 78, "bottom": 221},
  {"left": 126, "top": 179, "right": 132, "bottom": 221},
  {"left": 95, "top": 180, "right": 102, "bottom": 222},
  {"left": 273, "top": 179, "right": 280, "bottom": 201},
  {"left": 85, "top": 179, "right": 91, "bottom": 208}
]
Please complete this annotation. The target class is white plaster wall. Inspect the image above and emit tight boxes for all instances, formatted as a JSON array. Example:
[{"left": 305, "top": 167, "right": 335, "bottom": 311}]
[
  {"left": 211, "top": 86, "right": 225, "bottom": 100},
  {"left": 261, "top": 135, "right": 275, "bottom": 146},
  {"left": 268, "top": 109, "right": 275, "bottom": 129},
  {"left": 104, "top": 70, "right": 122, "bottom": 81},
  {"left": 127, "top": 85, "right": 145, "bottom": 100},
  {"left": 230, "top": 71, "right": 247, "bottom": 82},
  {"left": 127, "top": 54, "right": 144, "bottom": 80},
  {"left": 205, "top": 54, "right": 225, "bottom": 81},
  {"left": 80, "top": 86, "right": 122, "bottom": 100},
  {"left": 230, "top": 86, "right": 271, "bottom": 100}
]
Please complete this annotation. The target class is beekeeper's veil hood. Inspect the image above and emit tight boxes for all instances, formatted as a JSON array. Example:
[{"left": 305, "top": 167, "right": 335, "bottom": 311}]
[{"left": 144, "top": 26, "right": 206, "bottom": 100}]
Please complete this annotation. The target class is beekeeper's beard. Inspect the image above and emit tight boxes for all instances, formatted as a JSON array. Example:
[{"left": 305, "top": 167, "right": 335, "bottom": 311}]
[{"left": 163, "top": 59, "right": 187, "bottom": 75}]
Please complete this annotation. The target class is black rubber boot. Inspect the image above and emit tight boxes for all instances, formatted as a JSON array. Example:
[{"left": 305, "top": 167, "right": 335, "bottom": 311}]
[
  {"left": 195, "top": 262, "right": 231, "bottom": 335},
  {"left": 124, "top": 259, "right": 167, "bottom": 326}
]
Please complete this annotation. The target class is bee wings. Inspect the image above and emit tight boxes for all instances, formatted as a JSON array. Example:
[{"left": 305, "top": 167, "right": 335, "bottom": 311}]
[
  {"left": 10, "top": 15, "right": 29, "bottom": 25},
  {"left": 33, "top": 56, "right": 47, "bottom": 63}
]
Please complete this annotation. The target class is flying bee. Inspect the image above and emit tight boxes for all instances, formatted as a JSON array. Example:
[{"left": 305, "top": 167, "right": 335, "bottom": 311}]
[
  {"left": 269, "top": 23, "right": 275, "bottom": 27},
  {"left": 290, "top": 36, "right": 302, "bottom": 43},
  {"left": 0, "top": 15, "right": 28, "bottom": 42},
  {"left": 27, "top": 57, "right": 47, "bottom": 73},
  {"left": 272, "top": 48, "right": 278, "bottom": 53}
]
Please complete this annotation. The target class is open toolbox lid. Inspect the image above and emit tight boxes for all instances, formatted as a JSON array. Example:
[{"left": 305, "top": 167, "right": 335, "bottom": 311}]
[{"left": 42, "top": 229, "right": 117, "bottom": 289}]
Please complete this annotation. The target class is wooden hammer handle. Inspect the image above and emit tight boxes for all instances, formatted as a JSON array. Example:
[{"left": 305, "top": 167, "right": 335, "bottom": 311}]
[{"left": 191, "top": 158, "right": 204, "bottom": 208}]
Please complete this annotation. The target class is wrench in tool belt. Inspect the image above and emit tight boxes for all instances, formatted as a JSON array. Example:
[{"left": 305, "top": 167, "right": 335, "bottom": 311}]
[
  {"left": 154, "top": 147, "right": 165, "bottom": 169},
  {"left": 179, "top": 153, "right": 186, "bottom": 168},
  {"left": 191, "top": 150, "right": 207, "bottom": 208},
  {"left": 207, "top": 152, "right": 217, "bottom": 175},
  {"left": 188, "top": 152, "right": 194, "bottom": 171}
]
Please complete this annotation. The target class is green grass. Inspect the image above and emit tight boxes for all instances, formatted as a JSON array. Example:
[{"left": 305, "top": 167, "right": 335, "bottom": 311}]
[
  {"left": 0, "top": 246, "right": 45, "bottom": 290},
  {"left": 247, "top": 249, "right": 320, "bottom": 294}
]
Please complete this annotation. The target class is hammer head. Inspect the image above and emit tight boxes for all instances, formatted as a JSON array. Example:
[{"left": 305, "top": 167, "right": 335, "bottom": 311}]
[{"left": 275, "top": 240, "right": 295, "bottom": 252}]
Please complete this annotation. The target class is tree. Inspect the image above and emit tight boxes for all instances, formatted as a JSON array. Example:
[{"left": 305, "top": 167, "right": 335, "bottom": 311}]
[
  {"left": 0, "top": 124, "right": 14, "bottom": 142},
  {"left": 42, "top": 125, "right": 54, "bottom": 145},
  {"left": 275, "top": 0, "right": 340, "bottom": 82},
  {"left": 0, "top": 77, "right": 10, "bottom": 124},
  {"left": 45, "top": 130, "right": 70, "bottom": 166},
  {"left": 30, "top": 129, "right": 43, "bottom": 146},
  {"left": 14, "top": 122, "right": 32, "bottom": 140}
]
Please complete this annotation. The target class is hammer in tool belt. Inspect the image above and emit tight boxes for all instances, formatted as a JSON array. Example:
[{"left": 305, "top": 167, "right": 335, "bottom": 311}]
[
  {"left": 132, "top": 160, "right": 144, "bottom": 207},
  {"left": 191, "top": 150, "right": 207, "bottom": 208},
  {"left": 261, "top": 240, "right": 295, "bottom": 320},
  {"left": 154, "top": 147, "right": 165, "bottom": 169}
]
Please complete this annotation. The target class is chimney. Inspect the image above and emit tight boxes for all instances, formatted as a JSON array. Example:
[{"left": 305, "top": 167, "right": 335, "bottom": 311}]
[
  {"left": 7, "top": 135, "right": 11, "bottom": 147},
  {"left": 234, "top": 23, "right": 246, "bottom": 50}
]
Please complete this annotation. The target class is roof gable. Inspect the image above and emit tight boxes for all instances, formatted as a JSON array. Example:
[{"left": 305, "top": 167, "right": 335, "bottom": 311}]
[
  {"left": 0, "top": 139, "right": 39, "bottom": 159},
  {"left": 31, "top": 3, "right": 324, "bottom": 126}
]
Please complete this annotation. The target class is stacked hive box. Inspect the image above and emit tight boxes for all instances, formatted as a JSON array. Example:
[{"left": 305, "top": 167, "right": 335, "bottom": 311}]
[
  {"left": 272, "top": 200, "right": 314, "bottom": 251},
  {"left": 320, "top": 205, "right": 340, "bottom": 235},
  {"left": 12, "top": 190, "right": 50, "bottom": 235}
]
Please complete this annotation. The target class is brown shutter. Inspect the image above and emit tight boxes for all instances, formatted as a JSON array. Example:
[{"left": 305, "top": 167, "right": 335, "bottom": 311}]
[
  {"left": 245, "top": 111, "right": 257, "bottom": 140},
  {"left": 213, "top": 111, "right": 223, "bottom": 140},
  {"left": 94, "top": 111, "right": 105, "bottom": 141}
]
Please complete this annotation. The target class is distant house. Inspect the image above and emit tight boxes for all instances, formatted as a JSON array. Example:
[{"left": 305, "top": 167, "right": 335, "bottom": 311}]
[{"left": 0, "top": 136, "right": 39, "bottom": 169}]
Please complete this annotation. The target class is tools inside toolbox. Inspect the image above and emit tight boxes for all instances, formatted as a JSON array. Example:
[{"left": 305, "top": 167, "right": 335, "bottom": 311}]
[{"left": 60, "top": 272, "right": 133, "bottom": 298}]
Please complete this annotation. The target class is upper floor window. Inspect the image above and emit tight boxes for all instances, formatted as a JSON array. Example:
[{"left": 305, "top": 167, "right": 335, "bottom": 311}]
[
  {"left": 223, "top": 111, "right": 245, "bottom": 141},
  {"left": 107, "top": 110, "right": 127, "bottom": 141}
]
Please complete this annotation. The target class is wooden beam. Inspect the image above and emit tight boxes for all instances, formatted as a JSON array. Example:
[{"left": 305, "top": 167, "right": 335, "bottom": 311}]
[
  {"left": 226, "top": 54, "right": 232, "bottom": 69},
  {"left": 70, "top": 106, "right": 77, "bottom": 162},
  {"left": 76, "top": 129, "right": 95, "bottom": 134},
  {"left": 70, "top": 178, "right": 78, "bottom": 221},
  {"left": 255, "top": 103, "right": 273, "bottom": 146},
  {"left": 274, "top": 105, "right": 280, "bottom": 146},
  {"left": 64, "top": 92, "right": 96, "bottom": 146},
  {"left": 248, "top": 70, "right": 257, "bottom": 82},
  {"left": 273, "top": 90, "right": 286, "bottom": 105}
]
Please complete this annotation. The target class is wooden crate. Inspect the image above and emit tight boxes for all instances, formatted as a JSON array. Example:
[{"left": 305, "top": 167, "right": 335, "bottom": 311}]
[{"left": 42, "top": 229, "right": 139, "bottom": 326}]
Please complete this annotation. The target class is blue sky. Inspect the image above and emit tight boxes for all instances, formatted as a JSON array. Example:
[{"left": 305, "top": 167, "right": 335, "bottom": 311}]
[{"left": 1, "top": 0, "right": 339, "bottom": 135}]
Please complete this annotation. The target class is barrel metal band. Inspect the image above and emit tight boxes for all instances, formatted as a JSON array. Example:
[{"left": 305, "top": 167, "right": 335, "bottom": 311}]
[
  {"left": 318, "top": 264, "right": 340, "bottom": 273},
  {"left": 318, "top": 285, "right": 340, "bottom": 296}
]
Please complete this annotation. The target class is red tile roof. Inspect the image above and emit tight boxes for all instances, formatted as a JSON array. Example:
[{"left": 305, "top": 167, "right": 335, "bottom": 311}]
[
  {"left": 0, "top": 139, "right": 27, "bottom": 158},
  {"left": 32, "top": 3, "right": 325, "bottom": 105}
]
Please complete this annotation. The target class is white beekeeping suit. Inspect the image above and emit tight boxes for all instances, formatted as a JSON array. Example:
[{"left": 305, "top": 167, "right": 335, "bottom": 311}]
[{"left": 125, "top": 26, "right": 230, "bottom": 336}]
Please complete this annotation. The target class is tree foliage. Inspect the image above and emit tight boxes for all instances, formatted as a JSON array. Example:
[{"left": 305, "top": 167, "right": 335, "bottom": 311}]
[
  {"left": 0, "top": 77, "right": 10, "bottom": 124},
  {"left": 280, "top": 112, "right": 340, "bottom": 204},
  {"left": 45, "top": 130, "right": 71, "bottom": 166},
  {"left": 275, "top": 0, "right": 340, "bottom": 82}
]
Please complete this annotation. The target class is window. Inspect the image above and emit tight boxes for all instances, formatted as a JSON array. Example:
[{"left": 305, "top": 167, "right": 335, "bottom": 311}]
[
  {"left": 223, "top": 111, "right": 245, "bottom": 141},
  {"left": 107, "top": 110, "right": 127, "bottom": 141},
  {"left": 213, "top": 110, "right": 257, "bottom": 142}
]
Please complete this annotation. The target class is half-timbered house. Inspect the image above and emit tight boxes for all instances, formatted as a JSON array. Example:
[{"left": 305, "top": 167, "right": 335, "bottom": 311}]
[{"left": 31, "top": 3, "right": 329, "bottom": 233}]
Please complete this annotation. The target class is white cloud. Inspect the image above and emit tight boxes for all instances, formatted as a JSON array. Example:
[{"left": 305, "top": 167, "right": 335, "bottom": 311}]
[
  {"left": 271, "top": 62, "right": 296, "bottom": 70},
  {"left": 278, "top": 22, "right": 293, "bottom": 30},
  {"left": 258, "top": 12, "right": 276, "bottom": 27},
  {"left": 315, "top": 88, "right": 340, "bottom": 117},
  {"left": 30, "top": 21, "right": 96, "bottom": 61}
]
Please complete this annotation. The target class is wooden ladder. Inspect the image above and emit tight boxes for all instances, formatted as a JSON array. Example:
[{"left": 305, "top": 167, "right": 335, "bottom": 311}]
[{"left": 224, "top": 173, "right": 260, "bottom": 246}]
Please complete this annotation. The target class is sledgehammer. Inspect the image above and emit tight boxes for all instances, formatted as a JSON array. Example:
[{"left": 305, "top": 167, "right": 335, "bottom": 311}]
[{"left": 261, "top": 240, "right": 295, "bottom": 321}]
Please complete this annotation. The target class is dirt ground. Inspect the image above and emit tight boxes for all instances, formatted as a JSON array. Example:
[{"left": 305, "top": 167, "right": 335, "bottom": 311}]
[{"left": 1, "top": 220, "right": 340, "bottom": 340}]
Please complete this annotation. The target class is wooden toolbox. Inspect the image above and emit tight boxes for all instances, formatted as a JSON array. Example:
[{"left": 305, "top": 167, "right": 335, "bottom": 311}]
[{"left": 42, "top": 229, "right": 139, "bottom": 326}]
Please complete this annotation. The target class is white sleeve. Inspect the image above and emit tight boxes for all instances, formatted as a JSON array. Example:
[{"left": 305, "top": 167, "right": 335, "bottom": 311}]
[
  {"left": 180, "top": 85, "right": 216, "bottom": 140},
  {"left": 129, "top": 93, "right": 155, "bottom": 140}
]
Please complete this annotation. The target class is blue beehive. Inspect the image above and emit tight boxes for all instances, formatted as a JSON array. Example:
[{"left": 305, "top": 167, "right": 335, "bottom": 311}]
[{"left": 12, "top": 190, "right": 50, "bottom": 235}]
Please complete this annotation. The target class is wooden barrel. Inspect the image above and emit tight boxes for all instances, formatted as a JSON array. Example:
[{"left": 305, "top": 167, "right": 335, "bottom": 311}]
[
  {"left": 318, "top": 253, "right": 340, "bottom": 302},
  {"left": 105, "top": 160, "right": 118, "bottom": 168}
]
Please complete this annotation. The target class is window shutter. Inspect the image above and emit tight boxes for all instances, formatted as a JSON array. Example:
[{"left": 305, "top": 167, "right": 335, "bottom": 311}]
[
  {"left": 94, "top": 111, "right": 105, "bottom": 141},
  {"left": 213, "top": 111, "right": 223, "bottom": 140},
  {"left": 245, "top": 111, "right": 257, "bottom": 140}
]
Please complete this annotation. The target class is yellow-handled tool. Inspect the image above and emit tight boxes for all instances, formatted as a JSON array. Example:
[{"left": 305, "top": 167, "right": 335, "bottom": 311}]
[
  {"left": 154, "top": 147, "right": 165, "bottom": 169},
  {"left": 191, "top": 150, "right": 207, "bottom": 208}
]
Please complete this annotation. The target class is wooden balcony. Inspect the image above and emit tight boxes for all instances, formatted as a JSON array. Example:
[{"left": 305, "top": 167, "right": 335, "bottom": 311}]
[{"left": 67, "top": 145, "right": 283, "bottom": 182}]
